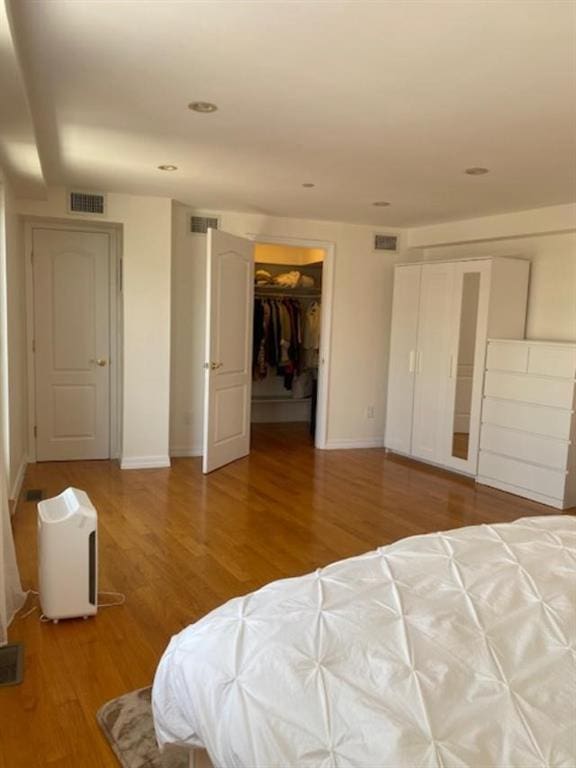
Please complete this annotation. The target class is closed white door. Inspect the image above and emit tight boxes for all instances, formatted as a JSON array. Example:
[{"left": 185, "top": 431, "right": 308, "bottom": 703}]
[
  {"left": 411, "top": 262, "right": 455, "bottom": 464},
  {"left": 33, "top": 228, "right": 111, "bottom": 461},
  {"left": 202, "top": 229, "right": 254, "bottom": 474},
  {"left": 384, "top": 265, "right": 421, "bottom": 454}
]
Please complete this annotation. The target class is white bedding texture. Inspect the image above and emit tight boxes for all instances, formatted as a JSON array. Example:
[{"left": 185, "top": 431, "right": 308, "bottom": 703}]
[{"left": 152, "top": 516, "right": 576, "bottom": 768}]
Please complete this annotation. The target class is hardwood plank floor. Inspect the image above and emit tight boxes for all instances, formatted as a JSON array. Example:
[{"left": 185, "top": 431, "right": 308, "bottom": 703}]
[{"left": 0, "top": 423, "right": 566, "bottom": 767}]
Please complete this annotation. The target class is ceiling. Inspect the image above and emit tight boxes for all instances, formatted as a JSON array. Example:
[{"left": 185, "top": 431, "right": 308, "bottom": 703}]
[{"left": 6, "top": 0, "right": 576, "bottom": 227}]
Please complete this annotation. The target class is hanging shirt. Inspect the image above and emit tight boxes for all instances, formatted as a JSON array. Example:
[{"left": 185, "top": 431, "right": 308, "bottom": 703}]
[{"left": 303, "top": 301, "right": 321, "bottom": 368}]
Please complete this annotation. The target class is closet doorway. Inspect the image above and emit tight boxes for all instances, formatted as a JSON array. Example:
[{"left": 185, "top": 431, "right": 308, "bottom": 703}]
[
  {"left": 252, "top": 243, "right": 326, "bottom": 443},
  {"left": 202, "top": 230, "right": 333, "bottom": 474}
]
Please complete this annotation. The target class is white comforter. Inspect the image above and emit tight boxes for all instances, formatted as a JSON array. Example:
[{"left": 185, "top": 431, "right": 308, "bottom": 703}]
[{"left": 153, "top": 516, "right": 576, "bottom": 767}]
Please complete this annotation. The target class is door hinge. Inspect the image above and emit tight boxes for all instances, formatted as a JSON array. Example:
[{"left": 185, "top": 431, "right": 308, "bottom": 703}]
[
  {"left": 32, "top": 339, "right": 36, "bottom": 353},
  {"left": 33, "top": 425, "right": 37, "bottom": 438}
]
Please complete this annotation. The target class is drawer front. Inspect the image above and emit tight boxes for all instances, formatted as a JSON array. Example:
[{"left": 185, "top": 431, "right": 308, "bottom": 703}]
[
  {"left": 484, "top": 371, "right": 575, "bottom": 409},
  {"left": 480, "top": 423, "right": 569, "bottom": 471},
  {"left": 478, "top": 451, "right": 566, "bottom": 499},
  {"left": 486, "top": 342, "right": 529, "bottom": 373},
  {"left": 527, "top": 345, "right": 576, "bottom": 379},
  {"left": 482, "top": 397, "right": 572, "bottom": 439}
]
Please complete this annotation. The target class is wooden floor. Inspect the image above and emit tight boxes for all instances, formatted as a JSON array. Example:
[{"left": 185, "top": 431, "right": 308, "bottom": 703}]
[{"left": 0, "top": 423, "right": 564, "bottom": 767}]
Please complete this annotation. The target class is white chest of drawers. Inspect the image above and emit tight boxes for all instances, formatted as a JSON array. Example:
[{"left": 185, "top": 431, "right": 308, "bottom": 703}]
[{"left": 477, "top": 339, "right": 576, "bottom": 509}]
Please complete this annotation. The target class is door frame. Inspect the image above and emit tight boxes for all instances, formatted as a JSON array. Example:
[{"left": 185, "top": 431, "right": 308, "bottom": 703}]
[
  {"left": 246, "top": 233, "right": 335, "bottom": 450},
  {"left": 24, "top": 218, "right": 122, "bottom": 462}
]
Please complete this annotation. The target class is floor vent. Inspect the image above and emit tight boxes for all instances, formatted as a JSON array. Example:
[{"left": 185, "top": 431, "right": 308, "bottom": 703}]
[
  {"left": 190, "top": 215, "right": 219, "bottom": 235},
  {"left": 0, "top": 644, "right": 24, "bottom": 687},
  {"left": 25, "top": 489, "right": 43, "bottom": 501},
  {"left": 68, "top": 191, "right": 106, "bottom": 215}
]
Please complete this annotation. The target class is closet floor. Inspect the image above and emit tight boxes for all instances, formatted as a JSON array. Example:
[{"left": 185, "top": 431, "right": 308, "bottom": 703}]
[{"left": 1, "top": 423, "right": 564, "bottom": 767}]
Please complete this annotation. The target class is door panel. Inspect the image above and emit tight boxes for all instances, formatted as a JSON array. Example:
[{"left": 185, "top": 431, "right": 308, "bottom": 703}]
[
  {"left": 384, "top": 265, "right": 421, "bottom": 454},
  {"left": 33, "top": 228, "right": 110, "bottom": 461},
  {"left": 411, "top": 263, "right": 454, "bottom": 464},
  {"left": 202, "top": 229, "right": 254, "bottom": 473}
]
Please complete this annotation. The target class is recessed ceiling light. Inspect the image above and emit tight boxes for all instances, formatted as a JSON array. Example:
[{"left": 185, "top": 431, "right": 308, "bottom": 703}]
[
  {"left": 372, "top": 201, "right": 391, "bottom": 207},
  {"left": 302, "top": 183, "right": 315, "bottom": 188},
  {"left": 157, "top": 164, "right": 178, "bottom": 171},
  {"left": 464, "top": 167, "right": 490, "bottom": 175},
  {"left": 188, "top": 101, "right": 218, "bottom": 113}
]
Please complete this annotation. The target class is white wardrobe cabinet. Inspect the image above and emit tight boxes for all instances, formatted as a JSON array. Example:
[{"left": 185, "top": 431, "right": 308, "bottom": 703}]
[{"left": 384, "top": 258, "right": 530, "bottom": 476}]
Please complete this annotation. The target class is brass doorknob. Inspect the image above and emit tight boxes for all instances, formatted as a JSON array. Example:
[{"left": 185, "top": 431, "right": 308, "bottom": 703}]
[
  {"left": 210, "top": 361, "right": 223, "bottom": 370},
  {"left": 90, "top": 358, "right": 107, "bottom": 367}
]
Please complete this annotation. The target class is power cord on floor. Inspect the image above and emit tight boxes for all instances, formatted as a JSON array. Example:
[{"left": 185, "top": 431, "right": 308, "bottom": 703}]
[
  {"left": 16, "top": 588, "right": 126, "bottom": 621},
  {"left": 98, "top": 591, "right": 126, "bottom": 608}
]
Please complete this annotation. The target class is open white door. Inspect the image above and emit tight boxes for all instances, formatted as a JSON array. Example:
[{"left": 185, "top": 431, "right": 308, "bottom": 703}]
[{"left": 202, "top": 229, "right": 254, "bottom": 474}]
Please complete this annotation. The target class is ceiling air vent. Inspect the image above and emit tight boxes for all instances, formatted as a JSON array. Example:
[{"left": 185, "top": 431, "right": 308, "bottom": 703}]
[
  {"left": 373, "top": 233, "right": 398, "bottom": 252},
  {"left": 190, "top": 215, "right": 219, "bottom": 235},
  {"left": 68, "top": 191, "right": 106, "bottom": 215}
]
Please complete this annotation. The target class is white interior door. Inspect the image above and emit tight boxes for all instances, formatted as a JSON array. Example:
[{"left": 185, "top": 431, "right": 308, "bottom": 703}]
[
  {"left": 202, "top": 229, "right": 254, "bottom": 474},
  {"left": 33, "top": 228, "right": 111, "bottom": 461},
  {"left": 384, "top": 264, "right": 422, "bottom": 454},
  {"left": 411, "top": 262, "right": 455, "bottom": 464}
]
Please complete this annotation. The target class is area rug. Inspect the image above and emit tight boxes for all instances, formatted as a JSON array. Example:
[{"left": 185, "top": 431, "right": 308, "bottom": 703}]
[{"left": 97, "top": 686, "right": 187, "bottom": 768}]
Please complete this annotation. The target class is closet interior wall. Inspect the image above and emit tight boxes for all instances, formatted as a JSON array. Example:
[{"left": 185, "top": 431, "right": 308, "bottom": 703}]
[{"left": 252, "top": 253, "right": 323, "bottom": 427}]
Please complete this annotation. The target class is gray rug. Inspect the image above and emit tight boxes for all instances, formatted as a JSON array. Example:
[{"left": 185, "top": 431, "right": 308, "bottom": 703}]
[{"left": 97, "top": 686, "right": 187, "bottom": 768}]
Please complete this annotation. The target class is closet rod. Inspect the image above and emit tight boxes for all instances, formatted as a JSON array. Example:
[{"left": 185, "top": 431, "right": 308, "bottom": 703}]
[{"left": 254, "top": 290, "right": 321, "bottom": 299}]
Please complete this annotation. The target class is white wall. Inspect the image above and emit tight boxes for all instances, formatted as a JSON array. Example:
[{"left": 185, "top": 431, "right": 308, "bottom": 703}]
[
  {"left": 3, "top": 180, "right": 27, "bottom": 500},
  {"left": 405, "top": 204, "right": 576, "bottom": 342},
  {"left": 17, "top": 187, "right": 173, "bottom": 468},
  {"left": 170, "top": 204, "right": 403, "bottom": 454},
  {"left": 412, "top": 232, "right": 576, "bottom": 341}
]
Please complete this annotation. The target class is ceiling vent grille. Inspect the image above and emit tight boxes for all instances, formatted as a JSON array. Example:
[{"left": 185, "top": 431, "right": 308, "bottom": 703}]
[
  {"left": 68, "top": 191, "right": 106, "bottom": 215},
  {"left": 373, "top": 233, "right": 398, "bottom": 252},
  {"left": 190, "top": 215, "right": 219, "bottom": 235}
]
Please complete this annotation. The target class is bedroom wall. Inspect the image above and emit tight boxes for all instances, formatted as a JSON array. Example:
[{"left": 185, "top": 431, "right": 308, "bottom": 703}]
[
  {"left": 405, "top": 204, "right": 576, "bottom": 341},
  {"left": 170, "top": 204, "right": 404, "bottom": 455},
  {"left": 0, "top": 174, "right": 28, "bottom": 505},
  {"left": 411, "top": 231, "right": 576, "bottom": 341},
  {"left": 3, "top": 179, "right": 27, "bottom": 501},
  {"left": 17, "top": 187, "right": 173, "bottom": 468}
]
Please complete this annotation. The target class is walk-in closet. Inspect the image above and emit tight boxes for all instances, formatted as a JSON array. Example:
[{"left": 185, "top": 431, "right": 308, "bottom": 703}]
[{"left": 251, "top": 243, "right": 324, "bottom": 440}]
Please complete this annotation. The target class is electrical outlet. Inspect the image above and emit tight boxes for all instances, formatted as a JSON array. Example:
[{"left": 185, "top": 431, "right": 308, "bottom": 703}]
[{"left": 366, "top": 405, "right": 375, "bottom": 419}]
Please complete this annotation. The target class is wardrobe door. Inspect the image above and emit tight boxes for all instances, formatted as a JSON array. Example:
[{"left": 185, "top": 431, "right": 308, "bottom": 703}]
[
  {"left": 384, "top": 265, "right": 421, "bottom": 454},
  {"left": 411, "top": 262, "right": 455, "bottom": 464},
  {"left": 444, "top": 261, "right": 490, "bottom": 474}
]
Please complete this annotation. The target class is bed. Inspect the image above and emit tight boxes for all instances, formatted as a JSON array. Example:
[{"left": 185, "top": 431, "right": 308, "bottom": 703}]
[{"left": 152, "top": 516, "right": 576, "bottom": 767}]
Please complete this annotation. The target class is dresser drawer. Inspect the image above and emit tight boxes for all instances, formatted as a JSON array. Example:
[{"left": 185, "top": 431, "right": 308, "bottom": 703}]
[
  {"left": 527, "top": 345, "right": 576, "bottom": 379},
  {"left": 486, "top": 342, "right": 528, "bottom": 373},
  {"left": 484, "top": 371, "right": 575, "bottom": 409},
  {"left": 480, "top": 424, "right": 569, "bottom": 471},
  {"left": 482, "top": 398, "right": 572, "bottom": 439},
  {"left": 478, "top": 451, "right": 566, "bottom": 499}
]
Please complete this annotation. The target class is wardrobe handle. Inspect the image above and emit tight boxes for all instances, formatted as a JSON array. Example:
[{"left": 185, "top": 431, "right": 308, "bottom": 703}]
[{"left": 408, "top": 350, "right": 416, "bottom": 374}]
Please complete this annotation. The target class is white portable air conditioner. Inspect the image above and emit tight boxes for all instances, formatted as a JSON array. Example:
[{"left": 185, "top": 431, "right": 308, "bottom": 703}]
[{"left": 38, "top": 487, "right": 98, "bottom": 622}]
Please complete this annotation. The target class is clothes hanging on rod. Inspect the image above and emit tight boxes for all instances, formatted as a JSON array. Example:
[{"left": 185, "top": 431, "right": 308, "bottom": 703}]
[{"left": 253, "top": 297, "right": 319, "bottom": 390}]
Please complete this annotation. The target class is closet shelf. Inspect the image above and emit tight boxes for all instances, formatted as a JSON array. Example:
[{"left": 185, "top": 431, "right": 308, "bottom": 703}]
[
  {"left": 252, "top": 396, "right": 312, "bottom": 404},
  {"left": 254, "top": 286, "right": 321, "bottom": 299}
]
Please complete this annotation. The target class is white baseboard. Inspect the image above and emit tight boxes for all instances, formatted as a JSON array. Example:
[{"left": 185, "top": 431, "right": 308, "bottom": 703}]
[
  {"left": 120, "top": 455, "right": 171, "bottom": 470},
  {"left": 9, "top": 455, "right": 27, "bottom": 504},
  {"left": 170, "top": 445, "right": 203, "bottom": 458},
  {"left": 323, "top": 437, "right": 384, "bottom": 450}
]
